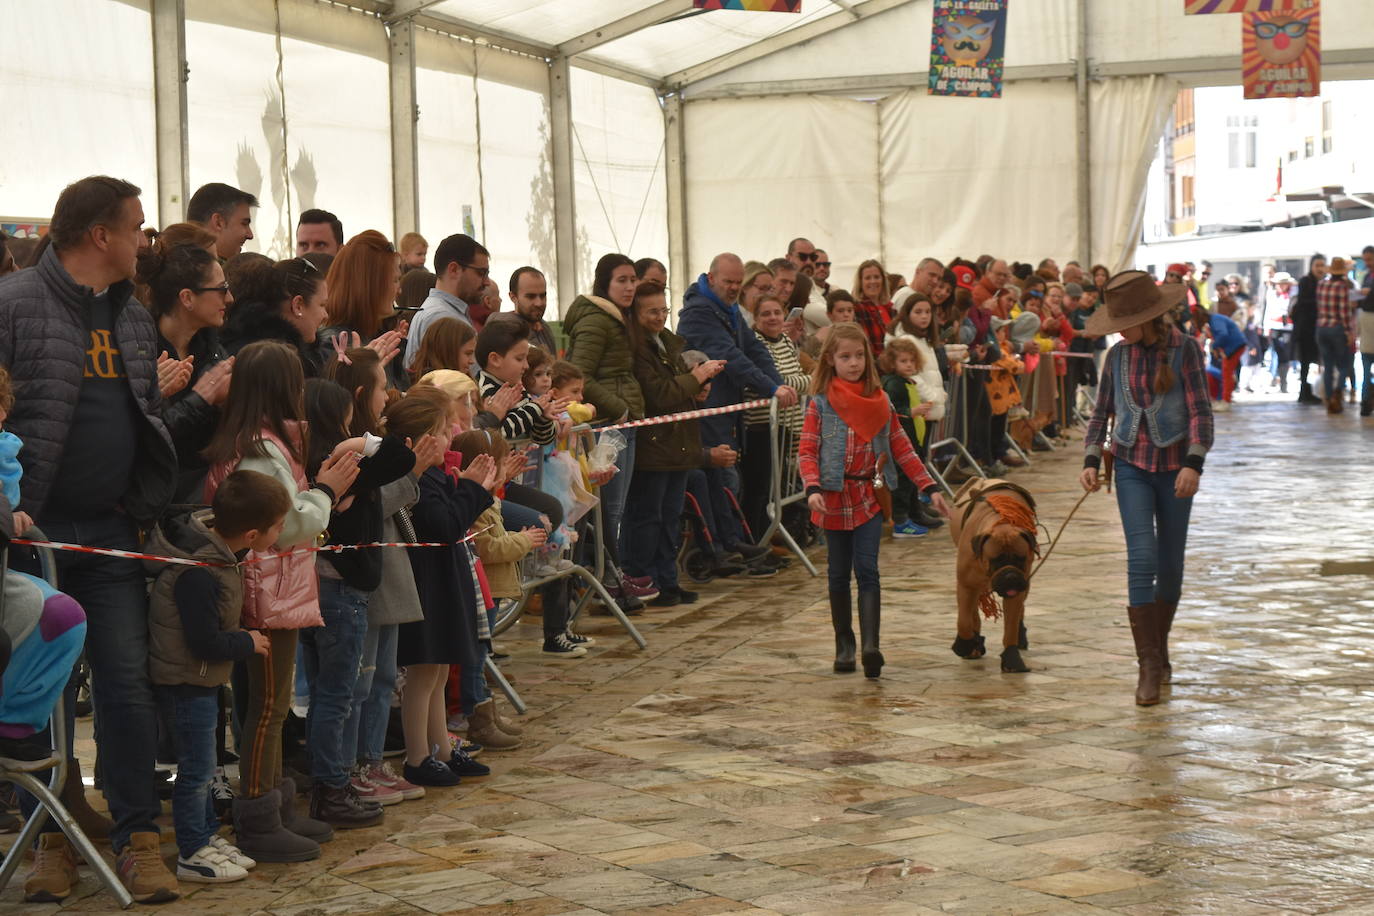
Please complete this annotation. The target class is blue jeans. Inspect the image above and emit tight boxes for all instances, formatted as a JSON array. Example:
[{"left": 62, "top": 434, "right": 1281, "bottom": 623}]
[
  {"left": 825, "top": 513, "right": 883, "bottom": 594},
  {"left": 1114, "top": 460, "right": 1194, "bottom": 606},
  {"left": 156, "top": 688, "right": 219, "bottom": 859},
  {"left": 300, "top": 578, "right": 370, "bottom": 788},
  {"left": 346, "top": 623, "right": 397, "bottom": 766},
  {"left": 20, "top": 513, "right": 160, "bottom": 851},
  {"left": 622, "top": 470, "right": 688, "bottom": 591},
  {"left": 1317, "top": 325, "right": 1351, "bottom": 399},
  {"left": 599, "top": 429, "right": 636, "bottom": 564}
]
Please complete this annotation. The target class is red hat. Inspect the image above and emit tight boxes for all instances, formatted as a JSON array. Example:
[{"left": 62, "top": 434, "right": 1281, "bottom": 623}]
[
  {"left": 1166, "top": 263, "right": 1189, "bottom": 277},
  {"left": 951, "top": 265, "right": 976, "bottom": 290}
]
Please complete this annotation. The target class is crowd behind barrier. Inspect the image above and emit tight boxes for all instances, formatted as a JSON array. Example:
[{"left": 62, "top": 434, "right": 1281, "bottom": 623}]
[{"left": 1, "top": 175, "right": 1359, "bottom": 906}]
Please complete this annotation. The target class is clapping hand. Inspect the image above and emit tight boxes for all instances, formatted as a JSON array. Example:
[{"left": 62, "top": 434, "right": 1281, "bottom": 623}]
[
  {"left": 459, "top": 453, "right": 500, "bottom": 491},
  {"left": 486, "top": 384, "right": 522, "bottom": 420},
  {"left": 521, "top": 526, "right": 549, "bottom": 549},
  {"left": 156, "top": 351, "right": 193, "bottom": 398},
  {"left": 191, "top": 357, "right": 234, "bottom": 406}
]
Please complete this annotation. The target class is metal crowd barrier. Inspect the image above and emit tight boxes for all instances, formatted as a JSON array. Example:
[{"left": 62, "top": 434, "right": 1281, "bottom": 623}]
[{"left": 759, "top": 396, "right": 818, "bottom": 577}]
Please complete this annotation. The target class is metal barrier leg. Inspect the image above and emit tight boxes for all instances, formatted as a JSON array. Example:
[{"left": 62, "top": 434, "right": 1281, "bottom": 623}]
[
  {"left": 0, "top": 699, "right": 134, "bottom": 909},
  {"left": 483, "top": 656, "right": 526, "bottom": 715},
  {"left": 571, "top": 565, "right": 647, "bottom": 649},
  {"left": 1003, "top": 432, "right": 1032, "bottom": 467}
]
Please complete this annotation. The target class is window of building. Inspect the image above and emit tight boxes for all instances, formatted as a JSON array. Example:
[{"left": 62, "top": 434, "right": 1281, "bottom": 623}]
[
  {"left": 1305, "top": 136, "right": 1315, "bottom": 158},
  {"left": 1322, "top": 101, "right": 1334, "bottom": 154},
  {"left": 1227, "top": 115, "right": 1259, "bottom": 169},
  {"left": 1288, "top": 149, "right": 1299, "bottom": 163}
]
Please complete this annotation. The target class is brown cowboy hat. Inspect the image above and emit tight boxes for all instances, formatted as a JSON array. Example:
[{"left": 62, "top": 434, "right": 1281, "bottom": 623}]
[{"left": 1084, "top": 270, "right": 1189, "bottom": 337}]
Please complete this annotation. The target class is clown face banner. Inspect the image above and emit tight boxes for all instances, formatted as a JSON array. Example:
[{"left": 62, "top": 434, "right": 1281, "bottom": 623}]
[
  {"left": 693, "top": 0, "right": 801, "bottom": 9},
  {"left": 1243, "top": 4, "right": 1319, "bottom": 98},
  {"left": 1185, "top": 0, "right": 1311, "bottom": 13},
  {"left": 929, "top": 0, "right": 1008, "bottom": 98}
]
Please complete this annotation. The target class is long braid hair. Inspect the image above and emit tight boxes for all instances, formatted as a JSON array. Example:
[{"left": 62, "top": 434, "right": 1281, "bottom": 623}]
[{"left": 1146, "top": 314, "right": 1176, "bottom": 394}]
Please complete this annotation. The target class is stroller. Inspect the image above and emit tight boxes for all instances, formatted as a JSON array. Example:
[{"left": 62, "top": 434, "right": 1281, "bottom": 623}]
[{"left": 677, "top": 472, "right": 791, "bottom": 585}]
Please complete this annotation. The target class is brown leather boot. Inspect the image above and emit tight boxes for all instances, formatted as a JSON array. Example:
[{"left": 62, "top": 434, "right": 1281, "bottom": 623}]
[
  {"left": 490, "top": 700, "right": 524, "bottom": 737},
  {"left": 1128, "top": 604, "right": 1163, "bottom": 706},
  {"left": 1156, "top": 600, "right": 1178, "bottom": 684},
  {"left": 62, "top": 761, "right": 113, "bottom": 840},
  {"left": 467, "top": 700, "right": 521, "bottom": 750}
]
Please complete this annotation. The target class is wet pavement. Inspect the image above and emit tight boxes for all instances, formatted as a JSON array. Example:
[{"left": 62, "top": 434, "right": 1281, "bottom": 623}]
[{"left": 6, "top": 398, "right": 1374, "bottom": 914}]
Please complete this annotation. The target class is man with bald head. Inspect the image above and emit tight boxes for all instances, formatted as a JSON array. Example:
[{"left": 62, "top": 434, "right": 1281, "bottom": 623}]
[
  {"left": 787, "top": 237, "right": 831, "bottom": 332},
  {"left": 974, "top": 258, "right": 1013, "bottom": 307},
  {"left": 679, "top": 254, "right": 798, "bottom": 563}
]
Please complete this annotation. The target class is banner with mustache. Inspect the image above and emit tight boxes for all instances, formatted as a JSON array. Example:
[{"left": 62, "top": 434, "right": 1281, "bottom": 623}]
[{"left": 929, "top": 0, "right": 1009, "bottom": 99}]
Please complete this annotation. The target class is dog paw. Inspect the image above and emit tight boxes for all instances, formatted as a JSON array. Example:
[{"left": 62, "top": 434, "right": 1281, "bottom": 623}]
[
  {"left": 951, "top": 635, "right": 986, "bottom": 659},
  {"left": 1000, "top": 646, "right": 1030, "bottom": 673}
]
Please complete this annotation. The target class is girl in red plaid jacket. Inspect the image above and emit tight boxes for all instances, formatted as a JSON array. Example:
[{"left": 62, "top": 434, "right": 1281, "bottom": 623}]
[{"left": 800, "top": 324, "right": 951, "bottom": 679}]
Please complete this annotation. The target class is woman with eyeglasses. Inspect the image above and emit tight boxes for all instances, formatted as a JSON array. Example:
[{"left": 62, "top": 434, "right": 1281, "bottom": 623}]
[{"left": 136, "top": 240, "right": 235, "bottom": 501}]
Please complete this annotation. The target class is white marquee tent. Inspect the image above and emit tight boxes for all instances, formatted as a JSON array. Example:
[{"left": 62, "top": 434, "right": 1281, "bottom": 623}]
[{"left": 5, "top": 0, "right": 1374, "bottom": 314}]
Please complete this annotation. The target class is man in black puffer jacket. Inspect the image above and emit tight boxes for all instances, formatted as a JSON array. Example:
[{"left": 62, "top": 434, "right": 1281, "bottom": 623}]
[{"left": 0, "top": 176, "right": 180, "bottom": 903}]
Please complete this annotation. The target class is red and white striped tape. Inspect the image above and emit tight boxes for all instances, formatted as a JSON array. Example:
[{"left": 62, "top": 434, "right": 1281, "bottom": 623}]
[
  {"left": 600, "top": 398, "right": 773, "bottom": 432},
  {"left": 10, "top": 524, "right": 494, "bottom": 570}
]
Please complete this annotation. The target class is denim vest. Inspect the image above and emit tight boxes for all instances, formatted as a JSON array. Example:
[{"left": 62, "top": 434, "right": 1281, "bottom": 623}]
[
  {"left": 1111, "top": 342, "right": 1188, "bottom": 450},
  {"left": 813, "top": 395, "right": 899, "bottom": 491}
]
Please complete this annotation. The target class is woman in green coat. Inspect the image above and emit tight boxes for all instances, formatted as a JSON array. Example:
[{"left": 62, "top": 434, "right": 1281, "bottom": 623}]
[
  {"left": 564, "top": 253, "right": 645, "bottom": 580},
  {"left": 624, "top": 282, "right": 724, "bottom": 606}
]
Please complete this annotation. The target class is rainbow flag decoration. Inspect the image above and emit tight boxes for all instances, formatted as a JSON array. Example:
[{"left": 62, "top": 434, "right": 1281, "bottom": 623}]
[
  {"left": 694, "top": 0, "right": 802, "bottom": 10},
  {"left": 1186, "top": 0, "right": 1311, "bottom": 13}
]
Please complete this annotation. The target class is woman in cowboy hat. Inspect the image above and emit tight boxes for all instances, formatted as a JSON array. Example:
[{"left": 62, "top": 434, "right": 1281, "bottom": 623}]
[{"left": 1078, "top": 271, "right": 1214, "bottom": 707}]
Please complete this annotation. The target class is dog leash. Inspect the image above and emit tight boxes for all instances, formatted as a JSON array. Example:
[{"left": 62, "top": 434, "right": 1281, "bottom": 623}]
[{"left": 1026, "top": 487, "right": 1094, "bottom": 582}]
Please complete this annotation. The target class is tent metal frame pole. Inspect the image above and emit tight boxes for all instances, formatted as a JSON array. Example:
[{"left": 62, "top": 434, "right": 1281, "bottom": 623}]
[
  {"left": 388, "top": 17, "right": 420, "bottom": 243},
  {"left": 1075, "top": 0, "right": 1091, "bottom": 268},
  {"left": 664, "top": 93, "right": 688, "bottom": 315},
  {"left": 550, "top": 57, "right": 579, "bottom": 316},
  {"left": 150, "top": 0, "right": 189, "bottom": 224}
]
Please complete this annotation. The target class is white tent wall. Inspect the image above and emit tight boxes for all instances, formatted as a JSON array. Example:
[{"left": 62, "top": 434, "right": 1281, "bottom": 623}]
[
  {"left": 185, "top": 0, "right": 394, "bottom": 260},
  {"left": 570, "top": 69, "right": 670, "bottom": 308},
  {"left": 682, "top": 95, "right": 880, "bottom": 295},
  {"left": 0, "top": 0, "right": 159, "bottom": 226},
  {"left": 878, "top": 82, "right": 1076, "bottom": 274}
]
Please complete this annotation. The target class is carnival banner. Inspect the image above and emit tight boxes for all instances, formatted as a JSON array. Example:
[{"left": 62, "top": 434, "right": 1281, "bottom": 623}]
[
  {"left": 1185, "top": 0, "right": 1311, "bottom": 13},
  {"left": 693, "top": 0, "right": 801, "bottom": 10},
  {"left": 1243, "top": 4, "right": 1320, "bottom": 98},
  {"left": 928, "top": 0, "right": 1008, "bottom": 98}
]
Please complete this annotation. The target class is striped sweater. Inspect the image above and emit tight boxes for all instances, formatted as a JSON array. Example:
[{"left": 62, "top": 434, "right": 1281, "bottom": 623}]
[
  {"left": 746, "top": 331, "right": 809, "bottom": 434},
  {"left": 477, "top": 369, "right": 554, "bottom": 445}
]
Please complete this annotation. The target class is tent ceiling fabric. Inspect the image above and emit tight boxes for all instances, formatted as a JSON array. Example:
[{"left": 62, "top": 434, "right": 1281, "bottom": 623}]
[{"left": 426, "top": 0, "right": 846, "bottom": 80}]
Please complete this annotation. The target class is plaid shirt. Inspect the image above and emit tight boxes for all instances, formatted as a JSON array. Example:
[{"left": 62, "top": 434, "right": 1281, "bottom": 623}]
[
  {"left": 1084, "top": 328, "right": 1213, "bottom": 474},
  {"left": 799, "top": 401, "right": 935, "bottom": 531},
  {"left": 1316, "top": 275, "right": 1355, "bottom": 329},
  {"left": 854, "top": 299, "right": 892, "bottom": 355}
]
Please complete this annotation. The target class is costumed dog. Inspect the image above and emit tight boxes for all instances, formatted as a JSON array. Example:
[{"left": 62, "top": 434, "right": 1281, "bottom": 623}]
[{"left": 947, "top": 478, "right": 1039, "bottom": 673}]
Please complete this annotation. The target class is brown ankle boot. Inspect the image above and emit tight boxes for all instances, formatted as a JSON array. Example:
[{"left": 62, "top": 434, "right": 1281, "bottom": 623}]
[
  {"left": 62, "top": 762, "right": 113, "bottom": 840},
  {"left": 467, "top": 700, "right": 521, "bottom": 750},
  {"left": 1156, "top": 600, "right": 1178, "bottom": 684},
  {"left": 1128, "top": 604, "right": 1163, "bottom": 706},
  {"left": 490, "top": 700, "right": 524, "bottom": 737}
]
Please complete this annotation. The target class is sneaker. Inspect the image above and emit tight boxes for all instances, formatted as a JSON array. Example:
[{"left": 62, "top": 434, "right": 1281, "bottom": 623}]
[
  {"left": 745, "top": 564, "right": 778, "bottom": 579},
  {"left": 309, "top": 783, "right": 384, "bottom": 829},
  {"left": 708, "top": 561, "right": 745, "bottom": 578},
  {"left": 351, "top": 765, "right": 404, "bottom": 806},
  {"left": 403, "top": 756, "right": 461, "bottom": 787},
  {"left": 210, "top": 766, "right": 235, "bottom": 815},
  {"left": 542, "top": 633, "right": 588, "bottom": 658},
  {"left": 892, "top": 520, "right": 929, "bottom": 539},
  {"left": 23, "top": 833, "right": 78, "bottom": 902},
  {"left": 649, "top": 588, "right": 681, "bottom": 607},
  {"left": 366, "top": 762, "right": 426, "bottom": 801},
  {"left": 1000, "top": 452, "right": 1027, "bottom": 467},
  {"left": 208, "top": 835, "right": 256, "bottom": 870},
  {"left": 446, "top": 745, "right": 491, "bottom": 778},
  {"left": 1213, "top": 399, "right": 1232, "bottom": 412},
  {"left": 116, "top": 831, "right": 180, "bottom": 903},
  {"left": 619, "top": 576, "right": 659, "bottom": 600},
  {"left": 563, "top": 629, "right": 596, "bottom": 647},
  {"left": 177, "top": 844, "right": 247, "bottom": 884}
]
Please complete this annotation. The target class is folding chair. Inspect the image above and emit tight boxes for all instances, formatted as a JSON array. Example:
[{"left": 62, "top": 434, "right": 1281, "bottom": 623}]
[{"left": 0, "top": 527, "right": 134, "bottom": 909}]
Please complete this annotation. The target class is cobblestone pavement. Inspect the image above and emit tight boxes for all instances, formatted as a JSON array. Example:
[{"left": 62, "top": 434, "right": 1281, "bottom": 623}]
[{"left": 7, "top": 400, "right": 1374, "bottom": 914}]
